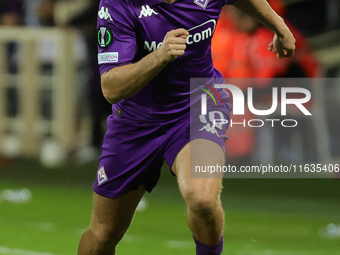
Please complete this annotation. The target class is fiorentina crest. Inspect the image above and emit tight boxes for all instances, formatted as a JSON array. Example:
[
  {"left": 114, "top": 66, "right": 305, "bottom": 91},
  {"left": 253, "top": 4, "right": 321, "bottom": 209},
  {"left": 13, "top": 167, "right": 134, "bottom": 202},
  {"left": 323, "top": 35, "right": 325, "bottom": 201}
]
[
  {"left": 97, "top": 166, "right": 108, "bottom": 185},
  {"left": 194, "top": 0, "right": 210, "bottom": 9}
]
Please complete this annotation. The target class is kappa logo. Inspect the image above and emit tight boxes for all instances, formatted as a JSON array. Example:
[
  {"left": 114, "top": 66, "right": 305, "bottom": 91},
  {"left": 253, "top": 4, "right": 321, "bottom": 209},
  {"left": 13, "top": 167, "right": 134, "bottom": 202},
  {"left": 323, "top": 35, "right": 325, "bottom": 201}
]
[
  {"left": 97, "top": 166, "right": 108, "bottom": 185},
  {"left": 98, "top": 6, "right": 113, "bottom": 21},
  {"left": 194, "top": 0, "right": 210, "bottom": 9},
  {"left": 139, "top": 5, "right": 158, "bottom": 18},
  {"left": 199, "top": 111, "right": 228, "bottom": 138}
]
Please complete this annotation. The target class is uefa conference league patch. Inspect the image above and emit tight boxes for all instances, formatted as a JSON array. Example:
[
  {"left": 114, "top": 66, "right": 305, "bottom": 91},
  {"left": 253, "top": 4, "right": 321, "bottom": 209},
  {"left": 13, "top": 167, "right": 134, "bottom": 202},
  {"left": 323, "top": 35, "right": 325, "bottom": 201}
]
[{"left": 97, "top": 26, "right": 113, "bottom": 48}]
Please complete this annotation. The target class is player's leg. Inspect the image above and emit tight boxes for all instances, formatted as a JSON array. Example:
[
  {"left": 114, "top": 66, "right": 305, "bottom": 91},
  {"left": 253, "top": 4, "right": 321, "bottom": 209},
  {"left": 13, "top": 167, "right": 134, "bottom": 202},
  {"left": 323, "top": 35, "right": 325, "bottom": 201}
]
[
  {"left": 172, "top": 139, "right": 225, "bottom": 253},
  {"left": 78, "top": 186, "right": 145, "bottom": 255}
]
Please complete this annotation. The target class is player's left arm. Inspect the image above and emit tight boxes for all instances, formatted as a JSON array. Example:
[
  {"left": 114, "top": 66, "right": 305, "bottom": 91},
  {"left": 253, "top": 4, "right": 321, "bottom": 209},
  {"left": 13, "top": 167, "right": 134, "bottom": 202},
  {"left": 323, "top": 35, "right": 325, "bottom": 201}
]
[{"left": 232, "top": 0, "right": 295, "bottom": 59}]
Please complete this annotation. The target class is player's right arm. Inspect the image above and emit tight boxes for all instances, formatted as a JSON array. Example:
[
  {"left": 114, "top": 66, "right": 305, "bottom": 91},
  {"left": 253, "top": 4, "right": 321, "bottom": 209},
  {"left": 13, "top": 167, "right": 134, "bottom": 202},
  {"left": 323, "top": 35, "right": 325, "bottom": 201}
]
[{"left": 101, "top": 29, "right": 188, "bottom": 104}]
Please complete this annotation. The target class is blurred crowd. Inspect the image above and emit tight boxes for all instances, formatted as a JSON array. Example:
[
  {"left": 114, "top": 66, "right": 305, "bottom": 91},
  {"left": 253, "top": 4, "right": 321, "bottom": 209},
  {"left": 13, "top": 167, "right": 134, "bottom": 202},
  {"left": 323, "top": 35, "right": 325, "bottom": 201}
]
[
  {"left": 0, "top": 0, "right": 55, "bottom": 27},
  {"left": 0, "top": 0, "right": 111, "bottom": 163},
  {"left": 210, "top": 0, "right": 340, "bottom": 164},
  {"left": 0, "top": 0, "right": 339, "bottom": 164}
]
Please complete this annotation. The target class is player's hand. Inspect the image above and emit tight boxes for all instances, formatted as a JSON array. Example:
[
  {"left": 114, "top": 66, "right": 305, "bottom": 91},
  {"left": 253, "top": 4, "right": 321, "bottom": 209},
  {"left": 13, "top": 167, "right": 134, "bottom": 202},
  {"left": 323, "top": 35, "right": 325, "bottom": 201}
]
[
  {"left": 158, "top": 28, "right": 189, "bottom": 62},
  {"left": 268, "top": 32, "right": 296, "bottom": 59}
]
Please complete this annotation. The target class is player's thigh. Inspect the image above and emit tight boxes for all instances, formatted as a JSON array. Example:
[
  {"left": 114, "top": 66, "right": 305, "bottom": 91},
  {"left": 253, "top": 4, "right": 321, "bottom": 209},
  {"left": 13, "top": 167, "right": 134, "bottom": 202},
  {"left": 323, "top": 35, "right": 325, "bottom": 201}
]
[
  {"left": 90, "top": 186, "right": 146, "bottom": 238},
  {"left": 172, "top": 139, "right": 224, "bottom": 201}
]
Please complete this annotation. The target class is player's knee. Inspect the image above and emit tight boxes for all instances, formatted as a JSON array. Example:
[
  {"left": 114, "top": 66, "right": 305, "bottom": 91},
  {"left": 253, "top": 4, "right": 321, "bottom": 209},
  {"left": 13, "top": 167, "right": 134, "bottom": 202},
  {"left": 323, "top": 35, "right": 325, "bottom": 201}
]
[
  {"left": 89, "top": 224, "right": 125, "bottom": 249},
  {"left": 184, "top": 190, "right": 220, "bottom": 218}
]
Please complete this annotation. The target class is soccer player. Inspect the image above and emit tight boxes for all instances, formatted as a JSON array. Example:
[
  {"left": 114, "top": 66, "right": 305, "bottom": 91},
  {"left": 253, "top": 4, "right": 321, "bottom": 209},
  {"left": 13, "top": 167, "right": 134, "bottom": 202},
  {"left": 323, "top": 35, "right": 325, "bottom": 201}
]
[{"left": 78, "top": 0, "right": 295, "bottom": 254}]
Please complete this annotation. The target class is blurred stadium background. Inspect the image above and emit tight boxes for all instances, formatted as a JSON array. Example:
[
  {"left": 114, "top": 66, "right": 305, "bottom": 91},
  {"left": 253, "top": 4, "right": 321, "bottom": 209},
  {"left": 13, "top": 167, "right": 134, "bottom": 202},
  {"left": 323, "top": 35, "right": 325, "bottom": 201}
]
[{"left": 0, "top": 0, "right": 339, "bottom": 254}]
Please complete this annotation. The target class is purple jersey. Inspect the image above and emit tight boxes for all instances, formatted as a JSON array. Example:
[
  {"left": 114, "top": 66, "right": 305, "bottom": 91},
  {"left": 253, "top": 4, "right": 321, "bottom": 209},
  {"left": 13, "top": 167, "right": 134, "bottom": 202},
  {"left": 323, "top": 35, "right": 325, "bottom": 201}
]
[{"left": 97, "top": 0, "right": 237, "bottom": 120}]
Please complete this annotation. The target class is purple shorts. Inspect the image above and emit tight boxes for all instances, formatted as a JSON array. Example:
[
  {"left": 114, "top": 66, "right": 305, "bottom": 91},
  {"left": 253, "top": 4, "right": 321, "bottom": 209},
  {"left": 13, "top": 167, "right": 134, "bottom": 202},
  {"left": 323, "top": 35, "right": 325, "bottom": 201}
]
[{"left": 93, "top": 96, "right": 232, "bottom": 198}]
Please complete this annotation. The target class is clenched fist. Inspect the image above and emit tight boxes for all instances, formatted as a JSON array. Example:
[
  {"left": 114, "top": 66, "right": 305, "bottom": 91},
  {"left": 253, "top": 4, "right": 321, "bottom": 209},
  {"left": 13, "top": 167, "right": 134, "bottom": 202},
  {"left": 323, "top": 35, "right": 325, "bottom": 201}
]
[
  {"left": 158, "top": 28, "right": 189, "bottom": 62},
  {"left": 268, "top": 31, "right": 296, "bottom": 59}
]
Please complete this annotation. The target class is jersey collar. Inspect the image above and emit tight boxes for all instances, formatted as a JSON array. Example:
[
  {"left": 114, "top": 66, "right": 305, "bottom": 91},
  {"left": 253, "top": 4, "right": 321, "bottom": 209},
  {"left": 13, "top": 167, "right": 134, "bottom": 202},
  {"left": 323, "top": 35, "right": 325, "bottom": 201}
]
[{"left": 142, "top": 0, "right": 177, "bottom": 6}]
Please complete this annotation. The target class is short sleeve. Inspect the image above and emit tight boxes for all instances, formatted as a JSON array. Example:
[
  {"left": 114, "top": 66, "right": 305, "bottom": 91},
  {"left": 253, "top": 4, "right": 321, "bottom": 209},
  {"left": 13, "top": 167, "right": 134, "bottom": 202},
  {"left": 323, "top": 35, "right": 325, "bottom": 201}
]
[
  {"left": 225, "top": 0, "right": 238, "bottom": 4},
  {"left": 97, "top": 0, "right": 137, "bottom": 75}
]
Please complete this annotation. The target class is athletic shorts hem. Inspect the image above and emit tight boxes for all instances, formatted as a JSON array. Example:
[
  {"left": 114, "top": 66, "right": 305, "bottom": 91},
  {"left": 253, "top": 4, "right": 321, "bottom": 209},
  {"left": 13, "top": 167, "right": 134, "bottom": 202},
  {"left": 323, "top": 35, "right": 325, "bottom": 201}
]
[{"left": 93, "top": 183, "right": 154, "bottom": 199}]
